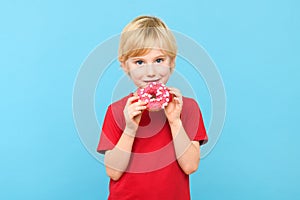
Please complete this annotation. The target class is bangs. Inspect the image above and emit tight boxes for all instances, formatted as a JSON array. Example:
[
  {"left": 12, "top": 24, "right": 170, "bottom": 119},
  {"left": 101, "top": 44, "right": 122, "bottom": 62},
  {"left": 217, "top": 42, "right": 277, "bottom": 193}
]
[
  {"left": 125, "top": 48, "right": 151, "bottom": 58},
  {"left": 119, "top": 27, "right": 177, "bottom": 62}
]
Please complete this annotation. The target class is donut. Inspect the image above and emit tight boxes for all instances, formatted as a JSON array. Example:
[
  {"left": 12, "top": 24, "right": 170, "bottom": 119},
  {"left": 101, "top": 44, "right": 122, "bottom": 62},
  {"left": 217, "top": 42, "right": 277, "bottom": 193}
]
[{"left": 137, "top": 82, "right": 172, "bottom": 111}]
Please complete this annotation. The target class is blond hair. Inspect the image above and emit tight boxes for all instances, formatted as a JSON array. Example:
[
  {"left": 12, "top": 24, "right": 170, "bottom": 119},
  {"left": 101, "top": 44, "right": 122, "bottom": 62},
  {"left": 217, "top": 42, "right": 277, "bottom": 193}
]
[{"left": 118, "top": 16, "right": 177, "bottom": 64}]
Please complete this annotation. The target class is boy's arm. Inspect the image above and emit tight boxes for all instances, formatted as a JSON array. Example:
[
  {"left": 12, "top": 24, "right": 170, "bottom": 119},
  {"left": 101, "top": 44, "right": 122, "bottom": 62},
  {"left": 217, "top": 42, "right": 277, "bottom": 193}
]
[
  {"left": 104, "top": 132, "right": 135, "bottom": 181},
  {"left": 170, "top": 119, "right": 200, "bottom": 175},
  {"left": 104, "top": 96, "right": 146, "bottom": 181},
  {"left": 164, "top": 88, "right": 201, "bottom": 175}
]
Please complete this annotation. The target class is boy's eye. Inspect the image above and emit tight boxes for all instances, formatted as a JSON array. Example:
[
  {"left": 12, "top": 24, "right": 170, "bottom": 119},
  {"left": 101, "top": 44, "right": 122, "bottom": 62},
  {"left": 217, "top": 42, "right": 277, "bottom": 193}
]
[
  {"left": 136, "top": 60, "right": 144, "bottom": 65},
  {"left": 155, "top": 58, "right": 164, "bottom": 63}
]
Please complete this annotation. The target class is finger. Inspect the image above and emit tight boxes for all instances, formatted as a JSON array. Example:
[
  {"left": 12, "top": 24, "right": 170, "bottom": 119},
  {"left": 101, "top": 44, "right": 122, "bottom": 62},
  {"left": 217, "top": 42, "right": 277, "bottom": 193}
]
[
  {"left": 168, "top": 87, "right": 180, "bottom": 92},
  {"left": 168, "top": 87, "right": 182, "bottom": 97},
  {"left": 133, "top": 100, "right": 148, "bottom": 106},
  {"left": 130, "top": 110, "right": 142, "bottom": 118},
  {"left": 169, "top": 90, "right": 181, "bottom": 97},
  {"left": 134, "top": 105, "right": 147, "bottom": 111},
  {"left": 128, "top": 105, "right": 147, "bottom": 117},
  {"left": 126, "top": 96, "right": 140, "bottom": 106},
  {"left": 173, "top": 96, "right": 183, "bottom": 105},
  {"left": 169, "top": 91, "right": 182, "bottom": 103}
]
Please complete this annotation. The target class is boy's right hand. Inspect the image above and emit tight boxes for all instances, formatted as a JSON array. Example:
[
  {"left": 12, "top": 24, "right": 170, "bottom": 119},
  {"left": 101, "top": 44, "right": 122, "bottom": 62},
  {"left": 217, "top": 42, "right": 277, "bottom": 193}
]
[{"left": 123, "top": 96, "right": 147, "bottom": 137}]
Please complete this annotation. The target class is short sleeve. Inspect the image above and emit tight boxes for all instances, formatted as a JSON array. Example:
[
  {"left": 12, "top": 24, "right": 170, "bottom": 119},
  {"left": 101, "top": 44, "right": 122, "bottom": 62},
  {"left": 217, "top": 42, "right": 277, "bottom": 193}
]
[
  {"left": 181, "top": 98, "right": 208, "bottom": 146},
  {"left": 96, "top": 105, "right": 123, "bottom": 154}
]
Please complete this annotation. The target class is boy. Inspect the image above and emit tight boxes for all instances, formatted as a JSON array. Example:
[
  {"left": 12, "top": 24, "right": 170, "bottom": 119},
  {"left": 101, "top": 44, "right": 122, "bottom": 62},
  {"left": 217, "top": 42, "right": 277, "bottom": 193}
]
[{"left": 97, "top": 16, "right": 208, "bottom": 200}]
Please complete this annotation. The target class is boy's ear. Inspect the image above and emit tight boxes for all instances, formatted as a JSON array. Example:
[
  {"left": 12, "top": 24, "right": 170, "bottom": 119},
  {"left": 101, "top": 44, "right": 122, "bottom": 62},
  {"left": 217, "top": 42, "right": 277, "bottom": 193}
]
[
  {"left": 120, "top": 62, "right": 129, "bottom": 73},
  {"left": 170, "top": 57, "right": 176, "bottom": 71}
]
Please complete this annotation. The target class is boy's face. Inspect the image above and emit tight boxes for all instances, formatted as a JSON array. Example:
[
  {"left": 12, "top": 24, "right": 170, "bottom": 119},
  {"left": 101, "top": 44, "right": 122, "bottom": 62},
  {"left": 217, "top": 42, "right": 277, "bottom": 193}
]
[{"left": 121, "top": 49, "right": 175, "bottom": 89}]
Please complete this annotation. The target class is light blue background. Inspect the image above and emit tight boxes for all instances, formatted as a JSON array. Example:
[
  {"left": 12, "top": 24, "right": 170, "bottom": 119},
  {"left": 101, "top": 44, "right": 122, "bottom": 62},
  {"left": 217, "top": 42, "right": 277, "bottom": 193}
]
[{"left": 1, "top": 0, "right": 299, "bottom": 199}]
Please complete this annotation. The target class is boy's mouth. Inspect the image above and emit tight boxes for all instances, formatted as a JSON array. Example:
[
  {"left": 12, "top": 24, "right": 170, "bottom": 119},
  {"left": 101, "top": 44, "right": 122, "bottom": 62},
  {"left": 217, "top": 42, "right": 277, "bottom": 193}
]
[{"left": 144, "top": 79, "right": 160, "bottom": 83}]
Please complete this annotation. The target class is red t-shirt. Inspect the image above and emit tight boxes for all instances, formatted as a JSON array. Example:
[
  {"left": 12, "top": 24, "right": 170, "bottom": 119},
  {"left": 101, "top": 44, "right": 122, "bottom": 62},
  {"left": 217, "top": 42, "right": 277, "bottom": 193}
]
[{"left": 97, "top": 94, "right": 208, "bottom": 200}]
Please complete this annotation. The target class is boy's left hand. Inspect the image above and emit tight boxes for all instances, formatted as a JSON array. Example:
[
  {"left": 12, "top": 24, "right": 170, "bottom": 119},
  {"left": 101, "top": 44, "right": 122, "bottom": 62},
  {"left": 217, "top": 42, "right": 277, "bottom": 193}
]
[{"left": 164, "top": 87, "right": 182, "bottom": 124}]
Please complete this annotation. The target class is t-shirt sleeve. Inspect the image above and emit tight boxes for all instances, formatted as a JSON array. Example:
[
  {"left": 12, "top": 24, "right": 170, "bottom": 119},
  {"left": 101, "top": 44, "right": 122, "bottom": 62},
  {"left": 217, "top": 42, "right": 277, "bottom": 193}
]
[
  {"left": 181, "top": 98, "right": 208, "bottom": 146},
  {"left": 96, "top": 105, "right": 123, "bottom": 154}
]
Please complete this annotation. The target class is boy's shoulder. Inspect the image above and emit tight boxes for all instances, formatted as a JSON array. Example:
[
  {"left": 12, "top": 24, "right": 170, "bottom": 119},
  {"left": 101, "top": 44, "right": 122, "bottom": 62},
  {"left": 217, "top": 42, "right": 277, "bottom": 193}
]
[{"left": 182, "top": 96, "right": 199, "bottom": 108}]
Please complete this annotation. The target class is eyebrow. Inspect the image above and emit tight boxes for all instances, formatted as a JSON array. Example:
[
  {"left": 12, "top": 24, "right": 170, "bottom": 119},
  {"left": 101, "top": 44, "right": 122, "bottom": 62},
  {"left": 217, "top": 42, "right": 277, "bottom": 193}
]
[{"left": 153, "top": 55, "right": 167, "bottom": 59}]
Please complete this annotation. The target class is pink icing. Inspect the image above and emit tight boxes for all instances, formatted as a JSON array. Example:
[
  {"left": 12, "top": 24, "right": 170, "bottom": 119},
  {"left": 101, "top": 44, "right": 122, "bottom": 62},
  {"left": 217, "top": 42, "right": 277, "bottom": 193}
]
[{"left": 137, "top": 82, "right": 171, "bottom": 111}]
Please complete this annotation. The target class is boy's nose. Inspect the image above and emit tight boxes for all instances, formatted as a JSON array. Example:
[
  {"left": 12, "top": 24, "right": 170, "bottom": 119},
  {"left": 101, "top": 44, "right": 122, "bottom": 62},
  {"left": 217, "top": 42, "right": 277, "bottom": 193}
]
[{"left": 146, "top": 64, "right": 156, "bottom": 77}]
